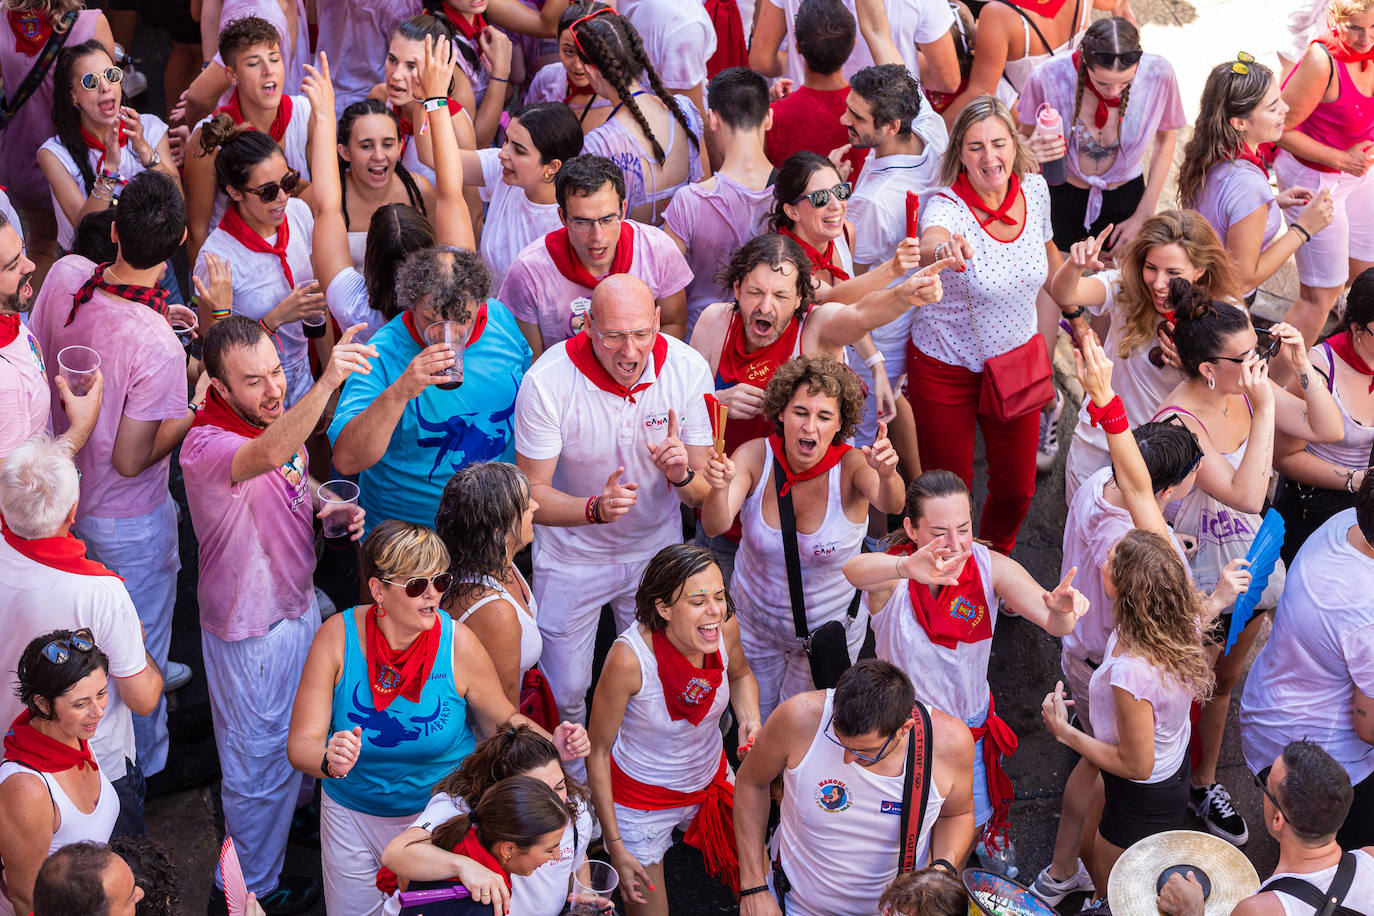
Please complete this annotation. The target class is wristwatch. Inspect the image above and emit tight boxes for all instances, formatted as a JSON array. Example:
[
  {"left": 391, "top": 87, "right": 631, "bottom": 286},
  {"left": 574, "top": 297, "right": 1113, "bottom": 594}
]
[
  {"left": 320, "top": 752, "right": 336, "bottom": 778},
  {"left": 671, "top": 468, "right": 696, "bottom": 488},
  {"left": 140, "top": 149, "right": 161, "bottom": 169}
]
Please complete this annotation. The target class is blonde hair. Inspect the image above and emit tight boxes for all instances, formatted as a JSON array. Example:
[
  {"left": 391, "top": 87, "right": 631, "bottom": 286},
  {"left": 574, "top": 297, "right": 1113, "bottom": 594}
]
[
  {"left": 5, "top": 0, "right": 83, "bottom": 18},
  {"left": 938, "top": 95, "right": 1038, "bottom": 187},
  {"left": 1114, "top": 209, "right": 1240, "bottom": 358},
  {"left": 1330, "top": 0, "right": 1374, "bottom": 22},
  {"left": 361, "top": 520, "right": 451, "bottom": 582}
]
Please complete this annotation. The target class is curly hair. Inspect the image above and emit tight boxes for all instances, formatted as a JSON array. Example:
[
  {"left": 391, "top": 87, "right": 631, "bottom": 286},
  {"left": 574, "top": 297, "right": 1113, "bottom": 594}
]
[
  {"left": 431, "top": 725, "right": 589, "bottom": 819},
  {"left": 395, "top": 246, "right": 492, "bottom": 322},
  {"left": 1177, "top": 58, "right": 1273, "bottom": 210},
  {"left": 1114, "top": 209, "right": 1240, "bottom": 359},
  {"left": 762, "top": 354, "right": 864, "bottom": 443},
  {"left": 435, "top": 461, "right": 530, "bottom": 604},
  {"left": 1331, "top": 0, "right": 1374, "bottom": 22},
  {"left": 715, "top": 233, "right": 817, "bottom": 320},
  {"left": 1109, "top": 529, "right": 1215, "bottom": 701},
  {"left": 110, "top": 835, "right": 178, "bottom": 916},
  {"left": 5, "top": 0, "right": 84, "bottom": 17},
  {"left": 938, "top": 95, "right": 1038, "bottom": 187},
  {"left": 1071, "top": 18, "right": 1139, "bottom": 133},
  {"left": 634, "top": 544, "right": 735, "bottom": 632},
  {"left": 879, "top": 867, "right": 968, "bottom": 916}
]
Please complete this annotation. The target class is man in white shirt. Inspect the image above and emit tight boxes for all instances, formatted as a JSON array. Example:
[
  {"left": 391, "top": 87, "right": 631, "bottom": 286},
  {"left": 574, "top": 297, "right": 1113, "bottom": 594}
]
[
  {"left": 617, "top": 0, "right": 716, "bottom": 118},
  {"left": 0, "top": 434, "right": 164, "bottom": 836}
]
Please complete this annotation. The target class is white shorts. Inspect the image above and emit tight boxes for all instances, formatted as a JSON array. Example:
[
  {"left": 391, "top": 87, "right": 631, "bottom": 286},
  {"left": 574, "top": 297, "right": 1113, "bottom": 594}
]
[
  {"left": 1276, "top": 150, "right": 1374, "bottom": 288},
  {"left": 614, "top": 802, "right": 699, "bottom": 866}
]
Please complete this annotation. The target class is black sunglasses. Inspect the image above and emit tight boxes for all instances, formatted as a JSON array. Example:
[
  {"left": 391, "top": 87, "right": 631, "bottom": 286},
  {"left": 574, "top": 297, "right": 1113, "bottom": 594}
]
[
  {"left": 1254, "top": 767, "right": 1285, "bottom": 817},
  {"left": 1211, "top": 327, "right": 1280, "bottom": 364},
  {"left": 1087, "top": 49, "right": 1143, "bottom": 69},
  {"left": 42, "top": 628, "right": 95, "bottom": 665},
  {"left": 382, "top": 573, "right": 454, "bottom": 598},
  {"left": 241, "top": 168, "right": 301, "bottom": 204},
  {"left": 793, "top": 182, "right": 852, "bottom": 209}
]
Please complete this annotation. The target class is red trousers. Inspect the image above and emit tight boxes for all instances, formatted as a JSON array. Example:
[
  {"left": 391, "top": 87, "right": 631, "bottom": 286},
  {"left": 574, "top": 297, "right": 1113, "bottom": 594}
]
[{"left": 908, "top": 346, "right": 1039, "bottom": 554}]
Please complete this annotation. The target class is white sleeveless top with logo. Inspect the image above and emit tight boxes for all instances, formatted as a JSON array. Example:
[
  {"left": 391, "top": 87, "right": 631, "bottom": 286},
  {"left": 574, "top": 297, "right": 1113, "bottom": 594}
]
[
  {"left": 1263, "top": 849, "right": 1374, "bottom": 916},
  {"left": 776, "top": 689, "right": 946, "bottom": 916},
  {"left": 610, "top": 626, "right": 730, "bottom": 795},
  {"left": 870, "top": 541, "right": 998, "bottom": 723}
]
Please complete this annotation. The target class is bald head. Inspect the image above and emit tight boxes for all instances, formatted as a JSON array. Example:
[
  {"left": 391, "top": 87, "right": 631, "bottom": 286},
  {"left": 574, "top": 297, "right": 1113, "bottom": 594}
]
[{"left": 586, "top": 275, "right": 660, "bottom": 386}]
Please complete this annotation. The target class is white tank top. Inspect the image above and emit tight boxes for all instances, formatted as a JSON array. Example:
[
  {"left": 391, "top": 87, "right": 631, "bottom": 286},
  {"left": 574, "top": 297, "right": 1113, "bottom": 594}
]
[
  {"left": 731, "top": 438, "right": 867, "bottom": 632},
  {"left": 777, "top": 690, "right": 946, "bottom": 916},
  {"left": 456, "top": 570, "right": 543, "bottom": 678},
  {"left": 1263, "top": 849, "right": 1374, "bottom": 916},
  {"left": 870, "top": 542, "right": 998, "bottom": 723},
  {"left": 610, "top": 626, "right": 730, "bottom": 794},
  {"left": 997, "top": 0, "right": 1091, "bottom": 103},
  {"left": 0, "top": 761, "right": 119, "bottom": 888}
]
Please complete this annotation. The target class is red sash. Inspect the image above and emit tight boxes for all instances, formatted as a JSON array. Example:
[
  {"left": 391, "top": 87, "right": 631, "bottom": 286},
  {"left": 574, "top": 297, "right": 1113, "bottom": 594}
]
[
  {"left": 365, "top": 606, "right": 442, "bottom": 712},
  {"left": 1329, "top": 330, "right": 1374, "bottom": 393},
  {"left": 768, "top": 433, "right": 850, "bottom": 497},
  {"left": 218, "top": 204, "right": 295, "bottom": 288},
  {"left": 565, "top": 330, "right": 667, "bottom": 404},
  {"left": 778, "top": 226, "right": 849, "bottom": 282},
  {"left": 1229, "top": 143, "right": 1269, "bottom": 175},
  {"left": 544, "top": 222, "right": 635, "bottom": 290},
  {"left": 715, "top": 310, "right": 802, "bottom": 452},
  {"left": 891, "top": 543, "right": 992, "bottom": 648},
  {"left": 610, "top": 751, "right": 738, "bottom": 894},
  {"left": 969, "top": 695, "right": 1018, "bottom": 847},
  {"left": 192, "top": 386, "right": 266, "bottom": 439},
  {"left": 704, "top": 0, "right": 747, "bottom": 78},
  {"left": 1073, "top": 51, "right": 1122, "bottom": 129},
  {"left": 3, "top": 710, "right": 99, "bottom": 772},
  {"left": 7, "top": 10, "right": 49, "bottom": 56},
  {"left": 948, "top": 171, "right": 1022, "bottom": 230},
  {"left": 651, "top": 630, "right": 724, "bottom": 726},
  {"left": 216, "top": 90, "right": 292, "bottom": 144},
  {"left": 1, "top": 518, "right": 122, "bottom": 580}
]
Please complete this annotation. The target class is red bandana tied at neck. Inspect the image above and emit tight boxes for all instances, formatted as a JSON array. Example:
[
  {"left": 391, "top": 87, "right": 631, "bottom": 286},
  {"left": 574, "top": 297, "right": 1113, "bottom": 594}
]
[
  {"left": 400, "top": 306, "right": 489, "bottom": 350},
  {"left": 440, "top": 4, "right": 488, "bottom": 42},
  {"left": 1073, "top": 51, "right": 1123, "bottom": 129},
  {"left": 218, "top": 205, "right": 294, "bottom": 288},
  {"left": 80, "top": 125, "right": 127, "bottom": 179},
  {"left": 890, "top": 543, "right": 991, "bottom": 647},
  {"left": 452, "top": 829, "right": 513, "bottom": 893},
  {"left": 192, "top": 386, "right": 267, "bottom": 439},
  {"left": 949, "top": 171, "right": 1022, "bottom": 230},
  {"left": 1000, "top": 0, "right": 1069, "bottom": 16},
  {"left": 545, "top": 221, "right": 636, "bottom": 290},
  {"left": 3, "top": 710, "right": 99, "bottom": 772},
  {"left": 365, "top": 606, "right": 442, "bottom": 712},
  {"left": 1329, "top": 330, "right": 1374, "bottom": 392},
  {"left": 0, "top": 314, "right": 19, "bottom": 348},
  {"left": 769, "top": 433, "right": 850, "bottom": 497},
  {"left": 651, "top": 629, "right": 724, "bottom": 725},
  {"left": 1, "top": 517, "right": 123, "bottom": 580},
  {"left": 777, "top": 226, "right": 850, "bottom": 282},
  {"left": 1317, "top": 24, "right": 1374, "bottom": 72},
  {"left": 7, "top": 10, "right": 50, "bottom": 56},
  {"left": 565, "top": 330, "right": 667, "bottom": 403},
  {"left": 1229, "top": 143, "right": 1269, "bottom": 175},
  {"left": 216, "top": 90, "right": 292, "bottom": 144},
  {"left": 66, "top": 261, "right": 169, "bottom": 326}
]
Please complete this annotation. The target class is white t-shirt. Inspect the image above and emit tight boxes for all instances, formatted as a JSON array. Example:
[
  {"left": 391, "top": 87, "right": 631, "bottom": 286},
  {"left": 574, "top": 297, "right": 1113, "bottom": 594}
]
[
  {"left": 0, "top": 539, "right": 148, "bottom": 780},
  {"left": 514, "top": 334, "right": 713, "bottom": 565},
  {"left": 766, "top": 0, "right": 953, "bottom": 88},
  {"left": 617, "top": 0, "right": 715, "bottom": 92},
  {"left": 477, "top": 148, "right": 562, "bottom": 291},
  {"left": 1089, "top": 631, "right": 1194, "bottom": 784},
  {"left": 323, "top": 266, "right": 385, "bottom": 343}
]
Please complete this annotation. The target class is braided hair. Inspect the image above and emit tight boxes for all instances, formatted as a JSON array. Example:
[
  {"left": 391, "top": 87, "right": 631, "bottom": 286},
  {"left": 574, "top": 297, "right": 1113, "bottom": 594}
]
[
  {"left": 1071, "top": 17, "right": 1140, "bottom": 131},
  {"left": 570, "top": 11, "right": 698, "bottom": 166},
  {"left": 337, "top": 99, "right": 425, "bottom": 230}
]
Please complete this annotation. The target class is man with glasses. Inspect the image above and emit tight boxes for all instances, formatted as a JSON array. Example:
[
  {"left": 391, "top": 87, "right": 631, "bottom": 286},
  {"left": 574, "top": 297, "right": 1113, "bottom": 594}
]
[
  {"left": 499, "top": 154, "right": 693, "bottom": 359},
  {"left": 514, "top": 274, "right": 713, "bottom": 754},
  {"left": 734, "top": 659, "right": 975, "bottom": 916},
  {"left": 181, "top": 316, "right": 372, "bottom": 915}
]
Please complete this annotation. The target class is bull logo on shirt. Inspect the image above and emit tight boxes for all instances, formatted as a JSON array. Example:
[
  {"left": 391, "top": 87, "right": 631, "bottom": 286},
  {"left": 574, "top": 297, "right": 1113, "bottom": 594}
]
[
  {"left": 347, "top": 683, "right": 451, "bottom": 747},
  {"left": 682, "top": 676, "right": 712, "bottom": 705},
  {"left": 949, "top": 596, "right": 984, "bottom": 626},
  {"left": 414, "top": 388, "right": 518, "bottom": 479},
  {"left": 814, "top": 779, "right": 852, "bottom": 812}
]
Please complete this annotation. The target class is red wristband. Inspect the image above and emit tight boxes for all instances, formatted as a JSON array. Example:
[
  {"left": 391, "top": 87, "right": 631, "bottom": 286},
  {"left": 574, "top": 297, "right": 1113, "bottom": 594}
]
[
  {"left": 1087, "top": 394, "right": 1129, "bottom": 435},
  {"left": 585, "top": 496, "right": 598, "bottom": 525}
]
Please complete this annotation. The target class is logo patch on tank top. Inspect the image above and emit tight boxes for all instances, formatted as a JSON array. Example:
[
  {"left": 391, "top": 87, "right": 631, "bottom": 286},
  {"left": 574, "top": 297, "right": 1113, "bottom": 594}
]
[
  {"left": 880, "top": 800, "right": 902, "bottom": 816},
  {"left": 815, "top": 779, "right": 851, "bottom": 812},
  {"left": 949, "top": 595, "right": 984, "bottom": 625},
  {"left": 682, "top": 676, "right": 713, "bottom": 705},
  {"left": 813, "top": 542, "right": 837, "bottom": 558}
]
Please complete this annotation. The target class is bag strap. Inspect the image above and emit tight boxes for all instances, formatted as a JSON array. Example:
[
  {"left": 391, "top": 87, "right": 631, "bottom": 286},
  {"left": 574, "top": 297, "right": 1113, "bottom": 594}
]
[
  {"left": 992, "top": 0, "right": 1054, "bottom": 57},
  {"left": 0, "top": 10, "right": 80, "bottom": 128},
  {"left": 898, "top": 702, "right": 934, "bottom": 873},
  {"left": 773, "top": 458, "right": 811, "bottom": 641},
  {"left": 1261, "top": 853, "right": 1366, "bottom": 916}
]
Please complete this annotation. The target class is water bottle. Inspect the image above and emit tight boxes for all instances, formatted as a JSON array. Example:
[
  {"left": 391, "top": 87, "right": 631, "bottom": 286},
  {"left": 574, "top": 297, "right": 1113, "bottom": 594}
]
[
  {"left": 1034, "top": 103, "right": 1068, "bottom": 186},
  {"left": 979, "top": 831, "right": 1019, "bottom": 879}
]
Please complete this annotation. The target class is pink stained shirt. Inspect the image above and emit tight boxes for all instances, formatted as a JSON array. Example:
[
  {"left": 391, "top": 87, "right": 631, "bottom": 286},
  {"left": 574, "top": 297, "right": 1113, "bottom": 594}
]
[
  {"left": 315, "top": 0, "right": 421, "bottom": 116},
  {"left": 28, "top": 256, "right": 188, "bottom": 521},
  {"left": 211, "top": 0, "right": 310, "bottom": 109},
  {"left": 179, "top": 425, "right": 316, "bottom": 641},
  {"left": 0, "top": 320, "right": 51, "bottom": 460},
  {"left": 497, "top": 221, "right": 693, "bottom": 349}
]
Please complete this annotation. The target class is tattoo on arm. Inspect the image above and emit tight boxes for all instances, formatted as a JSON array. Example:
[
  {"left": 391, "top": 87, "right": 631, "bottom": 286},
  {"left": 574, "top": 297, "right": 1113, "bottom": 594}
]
[{"left": 1300, "top": 372, "right": 1309, "bottom": 390}]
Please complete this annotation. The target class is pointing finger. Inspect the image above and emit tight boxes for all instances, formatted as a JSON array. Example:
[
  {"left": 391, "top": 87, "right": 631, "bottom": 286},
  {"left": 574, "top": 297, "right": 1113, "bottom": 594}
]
[
  {"left": 876, "top": 421, "right": 888, "bottom": 442},
  {"left": 1058, "top": 566, "right": 1077, "bottom": 591},
  {"left": 919, "top": 255, "right": 959, "bottom": 276},
  {"left": 606, "top": 466, "right": 624, "bottom": 488},
  {"left": 667, "top": 407, "right": 679, "bottom": 439},
  {"left": 1093, "top": 223, "right": 1115, "bottom": 250}
]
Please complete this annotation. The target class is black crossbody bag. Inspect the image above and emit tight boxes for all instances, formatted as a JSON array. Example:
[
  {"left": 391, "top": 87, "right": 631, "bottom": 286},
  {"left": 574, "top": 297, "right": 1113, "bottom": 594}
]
[
  {"left": 898, "top": 702, "right": 935, "bottom": 873},
  {"left": 0, "top": 10, "right": 80, "bottom": 131}
]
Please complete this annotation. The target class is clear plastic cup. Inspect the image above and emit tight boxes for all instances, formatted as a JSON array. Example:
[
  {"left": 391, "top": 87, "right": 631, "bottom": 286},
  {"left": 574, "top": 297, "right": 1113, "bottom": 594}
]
[
  {"left": 317, "top": 480, "right": 360, "bottom": 550},
  {"left": 424, "top": 320, "right": 469, "bottom": 390},
  {"left": 167, "top": 305, "right": 198, "bottom": 349},
  {"left": 57, "top": 345, "right": 100, "bottom": 395},
  {"left": 569, "top": 860, "right": 618, "bottom": 914}
]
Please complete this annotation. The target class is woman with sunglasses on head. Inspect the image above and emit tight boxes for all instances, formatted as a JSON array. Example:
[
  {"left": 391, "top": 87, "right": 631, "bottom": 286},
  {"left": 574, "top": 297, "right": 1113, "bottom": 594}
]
[
  {"left": 1148, "top": 280, "right": 1341, "bottom": 846},
  {"left": 1017, "top": 17, "right": 1184, "bottom": 254},
  {"left": 0, "top": 630, "right": 119, "bottom": 916},
  {"left": 38, "top": 40, "right": 179, "bottom": 253},
  {"left": 1179, "top": 55, "right": 1334, "bottom": 304},
  {"left": 288, "top": 520, "right": 591, "bottom": 916},
  {"left": 526, "top": 1, "right": 615, "bottom": 135}
]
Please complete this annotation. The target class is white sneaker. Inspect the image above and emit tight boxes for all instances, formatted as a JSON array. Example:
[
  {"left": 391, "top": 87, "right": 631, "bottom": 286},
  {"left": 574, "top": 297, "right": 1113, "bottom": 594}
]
[
  {"left": 162, "top": 661, "right": 192, "bottom": 693},
  {"left": 1031, "top": 859, "right": 1094, "bottom": 906},
  {"left": 1036, "top": 388, "right": 1065, "bottom": 473}
]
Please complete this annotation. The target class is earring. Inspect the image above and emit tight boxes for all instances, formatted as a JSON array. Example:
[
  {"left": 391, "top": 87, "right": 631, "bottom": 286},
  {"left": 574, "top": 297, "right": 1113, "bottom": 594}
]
[
  {"left": 1207, "top": 376, "right": 1215, "bottom": 390},
  {"left": 372, "top": 603, "right": 387, "bottom": 618},
  {"left": 542, "top": 170, "right": 554, "bottom": 183}
]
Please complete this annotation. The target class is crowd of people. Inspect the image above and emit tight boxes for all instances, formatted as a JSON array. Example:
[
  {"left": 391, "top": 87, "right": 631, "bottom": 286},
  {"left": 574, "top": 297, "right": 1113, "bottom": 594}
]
[{"left": 0, "top": 0, "right": 1372, "bottom": 914}]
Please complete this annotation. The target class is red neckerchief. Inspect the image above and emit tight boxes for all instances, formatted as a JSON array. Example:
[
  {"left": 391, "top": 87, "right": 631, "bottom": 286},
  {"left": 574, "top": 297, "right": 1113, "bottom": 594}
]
[
  {"left": 1, "top": 516, "right": 122, "bottom": 580},
  {"left": 1317, "top": 26, "right": 1374, "bottom": 72},
  {"left": 400, "top": 305, "right": 489, "bottom": 350},
  {"left": 215, "top": 90, "right": 292, "bottom": 144},
  {"left": 365, "top": 606, "right": 442, "bottom": 711},
  {"left": 716, "top": 310, "right": 803, "bottom": 451},
  {"left": 650, "top": 629, "right": 724, "bottom": 726},
  {"left": 1229, "top": 143, "right": 1269, "bottom": 175},
  {"left": 565, "top": 330, "right": 667, "bottom": 403},
  {"left": 7, "top": 10, "right": 49, "bottom": 56},
  {"left": 1001, "top": 0, "right": 1068, "bottom": 16},
  {"left": 1329, "top": 330, "right": 1374, "bottom": 393},
  {"left": 777, "top": 226, "right": 849, "bottom": 282},
  {"left": 544, "top": 221, "right": 636, "bottom": 290},
  {"left": 0, "top": 314, "right": 18, "bottom": 348},
  {"left": 80, "top": 124, "right": 128, "bottom": 179},
  {"left": 890, "top": 542, "right": 992, "bottom": 647},
  {"left": 65, "top": 261, "right": 169, "bottom": 326},
  {"left": 3, "top": 710, "right": 99, "bottom": 772},
  {"left": 192, "top": 386, "right": 266, "bottom": 439},
  {"left": 1073, "top": 51, "right": 1123, "bottom": 129},
  {"left": 453, "top": 828, "right": 513, "bottom": 893},
  {"left": 949, "top": 170, "right": 1022, "bottom": 229},
  {"left": 218, "top": 204, "right": 294, "bottom": 288},
  {"left": 768, "top": 433, "right": 850, "bottom": 497},
  {"left": 563, "top": 80, "right": 593, "bottom": 106},
  {"left": 440, "top": 4, "right": 488, "bottom": 42}
]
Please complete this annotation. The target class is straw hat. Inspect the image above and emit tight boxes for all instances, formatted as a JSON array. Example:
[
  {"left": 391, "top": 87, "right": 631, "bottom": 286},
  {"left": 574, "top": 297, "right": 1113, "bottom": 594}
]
[{"left": 1108, "top": 830, "right": 1260, "bottom": 916}]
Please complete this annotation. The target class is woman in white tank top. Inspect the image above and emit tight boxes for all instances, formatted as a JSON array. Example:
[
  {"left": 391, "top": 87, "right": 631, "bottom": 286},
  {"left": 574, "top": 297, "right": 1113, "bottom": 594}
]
[
  {"left": 0, "top": 631, "right": 121, "bottom": 916},
  {"left": 703, "top": 355, "right": 904, "bottom": 719},
  {"left": 586, "top": 545, "right": 761, "bottom": 916},
  {"left": 437, "top": 462, "right": 544, "bottom": 707}
]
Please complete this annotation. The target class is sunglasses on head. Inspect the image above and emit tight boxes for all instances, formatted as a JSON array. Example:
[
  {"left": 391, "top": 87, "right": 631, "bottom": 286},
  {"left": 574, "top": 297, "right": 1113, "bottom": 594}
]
[
  {"left": 793, "top": 181, "right": 852, "bottom": 209},
  {"left": 79, "top": 66, "right": 123, "bottom": 90},
  {"left": 568, "top": 7, "right": 617, "bottom": 58},
  {"left": 382, "top": 573, "right": 454, "bottom": 598},
  {"left": 240, "top": 168, "right": 301, "bottom": 204},
  {"left": 42, "top": 628, "right": 95, "bottom": 665},
  {"left": 1087, "top": 48, "right": 1142, "bottom": 69},
  {"left": 1230, "top": 51, "right": 1256, "bottom": 76}
]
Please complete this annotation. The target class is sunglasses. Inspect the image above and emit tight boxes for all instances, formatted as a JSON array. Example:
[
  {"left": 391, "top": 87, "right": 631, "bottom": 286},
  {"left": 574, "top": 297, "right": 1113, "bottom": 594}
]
[
  {"left": 42, "top": 628, "right": 95, "bottom": 665},
  {"left": 382, "top": 573, "right": 454, "bottom": 598},
  {"left": 1211, "top": 327, "right": 1280, "bottom": 364},
  {"left": 568, "top": 7, "right": 617, "bottom": 58},
  {"left": 1254, "top": 767, "right": 1285, "bottom": 817},
  {"left": 79, "top": 66, "right": 123, "bottom": 90},
  {"left": 823, "top": 715, "right": 900, "bottom": 764},
  {"left": 1087, "top": 48, "right": 1142, "bottom": 69},
  {"left": 240, "top": 168, "right": 301, "bottom": 204},
  {"left": 793, "top": 181, "right": 852, "bottom": 209},
  {"left": 1230, "top": 51, "right": 1256, "bottom": 76}
]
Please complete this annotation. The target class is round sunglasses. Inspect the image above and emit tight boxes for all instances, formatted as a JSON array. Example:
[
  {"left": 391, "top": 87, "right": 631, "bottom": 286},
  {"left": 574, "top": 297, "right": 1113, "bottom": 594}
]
[
  {"left": 42, "top": 628, "right": 96, "bottom": 665},
  {"left": 240, "top": 168, "right": 301, "bottom": 204},
  {"left": 382, "top": 573, "right": 454, "bottom": 598},
  {"left": 79, "top": 66, "right": 123, "bottom": 91},
  {"left": 792, "top": 181, "right": 852, "bottom": 209}
]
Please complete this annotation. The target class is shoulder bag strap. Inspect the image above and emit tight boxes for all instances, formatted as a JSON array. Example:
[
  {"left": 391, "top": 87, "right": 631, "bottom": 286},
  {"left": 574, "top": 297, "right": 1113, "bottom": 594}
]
[
  {"left": 898, "top": 702, "right": 935, "bottom": 873},
  {"left": 0, "top": 10, "right": 80, "bottom": 129},
  {"left": 1262, "top": 853, "right": 1365, "bottom": 916},
  {"left": 773, "top": 458, "right": 810, "bottom": 641}
]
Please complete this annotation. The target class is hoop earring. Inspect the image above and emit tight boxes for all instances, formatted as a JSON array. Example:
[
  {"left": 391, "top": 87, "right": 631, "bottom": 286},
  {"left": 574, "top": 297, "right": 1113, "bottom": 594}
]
[
  {"left": 1207, "top": 376, "right": 1215, "bottom": 390},
  {"left": 372, "top": 603, "right": 387, "bottom": 618}
]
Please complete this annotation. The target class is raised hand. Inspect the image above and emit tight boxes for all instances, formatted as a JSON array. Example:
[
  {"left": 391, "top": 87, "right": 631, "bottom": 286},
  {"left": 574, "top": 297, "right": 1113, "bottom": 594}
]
[
  {"left": 861, "top": 421, "right": 899, "bottom": 478},
  {"left": 1044, "top": 567, "right": 1089, "bottom": 623},
  {"left": 321, "top": 323, "right": 378, "bottom": 390},
  {"left": 1072, "top": 330, "right": 1116, "bottom": 407},
  {"left": 419, "top": 33, "right": 458, "bottom": 100},
  {"left": 1067, "top": 223, "right": 1113, "bottom": 274},
  {"left": 476, "top": 26, "right": 513, "bottom": 82},
  {"left": 1267, "top": 320, "right": 1310, "bottom": 374},
  {"left": 598, "top": 467, "right": 640, "bottom": 522},
  {"left": 325, "top": 726, "right": 363, "bottom": 777},
  {"left": 896, "top": 538, "right": 967, "bottom": 586},
  {"left": 553, "top": 721, "right": 591, "bottom": 759},
  {"left": 301, "top": 53, "right": 335, "bottom": 122},
  {"left": 1237, "top": 352, "right": 1273, "bottom": 410},
  {"left": 827, "top": 143, "right": 853, "bottom": 181},
  {"left": 703, "top": 448, "right": 736, "bottom": 490},
  {"left": 194, "top": 252, "right": 234, "bottom": 318},
  {"left": 120, "top": 106, "right": 153, "bottom": 165},
  {"left": 645, "top": 408, "right": 690, "bottom": 484}
]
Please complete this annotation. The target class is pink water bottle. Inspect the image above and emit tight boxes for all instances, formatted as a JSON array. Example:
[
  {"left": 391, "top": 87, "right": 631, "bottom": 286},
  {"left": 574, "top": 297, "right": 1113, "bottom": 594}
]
[{"left": 1034, "top": 103, "right": 1068, "bottom": 186}]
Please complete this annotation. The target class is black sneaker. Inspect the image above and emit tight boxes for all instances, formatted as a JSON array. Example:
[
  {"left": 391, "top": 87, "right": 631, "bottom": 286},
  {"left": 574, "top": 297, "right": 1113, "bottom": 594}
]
[
  {"left": 289, "top": 799, "right": 321, "bottom": 848},
  {"left": 1190, "top": 782, "right": 1249, "bottom": 845},
  {"left": 208, "top": 876, "right": 320, "bottom": 916}
]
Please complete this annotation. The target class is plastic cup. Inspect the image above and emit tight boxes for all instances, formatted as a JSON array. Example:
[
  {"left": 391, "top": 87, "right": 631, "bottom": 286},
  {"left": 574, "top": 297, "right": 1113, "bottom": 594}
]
[
  {"left": 317, "top": 480, "right": 360, "bottom": 550},
  {"left": 167, "top": 305, "right": 198, "bottom": 349},
  {"left": 57, "top": 345, "right": 100, "bottom": 396},
  {"left": 302, "top": 312, "right": 327, "bottom": 339},
  {"left": 424, "top": 320, "right": 469, "bottom": 390},
  {"left": 569, "top": 860, "right": 618, "bottom": 915}
]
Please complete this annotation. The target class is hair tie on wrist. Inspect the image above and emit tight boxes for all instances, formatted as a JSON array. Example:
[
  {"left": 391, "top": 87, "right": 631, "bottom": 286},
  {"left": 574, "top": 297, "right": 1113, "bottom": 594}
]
[{"left": 1086, "top": 394, "right": 1129, "bottom": 435}]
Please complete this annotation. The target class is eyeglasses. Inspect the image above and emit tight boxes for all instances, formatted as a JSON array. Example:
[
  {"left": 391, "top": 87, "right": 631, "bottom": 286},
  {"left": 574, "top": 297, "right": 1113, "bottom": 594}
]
[
  {"left": 568, "top": 7, "right": 617, "bottom": 58},
  {"left": 793, "top": 182, "right": 852, "bottom": 209},
  {"left": 1210, "top": 327, "right": 1280, "bottom": 364},
  {"left": 566, "top": 212, "right": 622, "bottom": 232},
  {"left": 588, "top": 312, "right": 657, "bottom": 349},
  {"left": 1087, "top": 48, "right": 1143, "bottom": 69},
  {"left": 1230, "top": 51, "right": 1256, "bottom": 76},
  {"left": 823, "top": 715, "right": 900, "bottom": 764},
  {"left": 1254, "top": 768, "right": 1286, "bottom": 818},
  {"left": 381, "top": 573, "right": 454, "bottom": 598},
  {"left": 79, "top": 66, "right": 123, "bottom": 90},
  {"left": 42, "top": 628, "right": 95, "bottom": 665},
  {"left": 240, "top": 168, "right": 301, "bottom": 204}
]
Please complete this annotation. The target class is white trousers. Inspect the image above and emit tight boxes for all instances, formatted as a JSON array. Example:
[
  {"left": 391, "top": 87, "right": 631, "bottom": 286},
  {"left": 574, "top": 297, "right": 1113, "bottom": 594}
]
[{"left": 320, "top": 791, "right": 417, "bottom": 916}]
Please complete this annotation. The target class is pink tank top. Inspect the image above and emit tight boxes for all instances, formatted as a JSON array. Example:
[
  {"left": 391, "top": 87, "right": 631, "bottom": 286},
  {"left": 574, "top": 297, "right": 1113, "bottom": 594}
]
[{"left": 1288, "top": 43, "right": 1374, "bottom": 173}]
